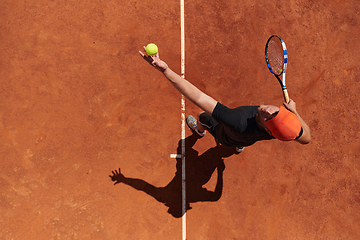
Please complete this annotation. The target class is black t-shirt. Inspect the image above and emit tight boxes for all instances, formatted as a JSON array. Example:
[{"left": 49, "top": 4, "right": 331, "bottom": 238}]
[{"left": 212, "top": 102, "right": 275, "bottom": 147}]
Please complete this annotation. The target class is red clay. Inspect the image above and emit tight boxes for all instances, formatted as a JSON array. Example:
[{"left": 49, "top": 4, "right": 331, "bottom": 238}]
[{"left": 1, "top": 0, "right": 360, "bottom": 239}]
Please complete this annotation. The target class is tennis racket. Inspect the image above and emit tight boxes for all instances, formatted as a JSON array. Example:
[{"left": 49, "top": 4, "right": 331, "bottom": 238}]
[{"left": 265, "top": 35, "right": 289, "bottom": 103}]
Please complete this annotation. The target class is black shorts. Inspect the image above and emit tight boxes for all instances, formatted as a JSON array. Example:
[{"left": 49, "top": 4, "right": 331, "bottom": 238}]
[{"left": 198, "top": 112, "right": 219, "bottom": 138}]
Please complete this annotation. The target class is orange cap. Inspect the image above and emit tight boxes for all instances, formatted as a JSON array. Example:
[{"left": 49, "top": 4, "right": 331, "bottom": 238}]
[{"left": 265, "top": 106, "right": 301, "bottom": 141}]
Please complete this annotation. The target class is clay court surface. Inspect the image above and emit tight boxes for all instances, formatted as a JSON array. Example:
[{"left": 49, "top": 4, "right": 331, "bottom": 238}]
[{"left": 1, "top": 0, "right": 360, "bottom": 239}]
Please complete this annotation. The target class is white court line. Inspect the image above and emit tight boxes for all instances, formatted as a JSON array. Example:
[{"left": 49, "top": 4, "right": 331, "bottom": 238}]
[
  {"left": 170, "top": 154, "right": 182, "bottom": 159},
  {"left": 181, "top": 97, "right": 186, "bottom": 240},
  {"left": 180, "top": 0, "right": 186, "bottom": 239}
]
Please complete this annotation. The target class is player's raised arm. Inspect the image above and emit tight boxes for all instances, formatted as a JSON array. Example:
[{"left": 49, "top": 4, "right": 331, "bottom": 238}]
[
  {"left": 139, "top": 47, "right": 217, "bottom": 115},
  {"left": 283, "top": 100, "right": 311, "bottom": 144}
]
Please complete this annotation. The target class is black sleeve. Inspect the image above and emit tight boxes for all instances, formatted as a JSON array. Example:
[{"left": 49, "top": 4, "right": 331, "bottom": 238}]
[{"left": 295, "top": 127, "right": 304, "bottom": 140}]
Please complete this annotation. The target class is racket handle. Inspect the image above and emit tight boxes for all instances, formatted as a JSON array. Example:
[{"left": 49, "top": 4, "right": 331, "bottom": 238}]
[{"left": 283, "top": 89, "right": 290, "bottom": 103}]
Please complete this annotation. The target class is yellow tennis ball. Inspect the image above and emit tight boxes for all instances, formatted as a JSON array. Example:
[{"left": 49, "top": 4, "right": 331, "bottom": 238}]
[{"left": 146, "top": 43, "right": 158, "bottom": 56}]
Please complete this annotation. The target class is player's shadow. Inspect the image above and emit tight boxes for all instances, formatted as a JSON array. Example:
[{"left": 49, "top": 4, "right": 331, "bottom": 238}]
[{"left": 109, "top": 134, "right": 239, "bottom": 218}]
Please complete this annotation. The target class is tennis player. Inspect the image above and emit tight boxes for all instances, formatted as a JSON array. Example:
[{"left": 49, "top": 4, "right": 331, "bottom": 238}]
[{"left": 139, "top": 49, "right": 311, "bottom": 152}]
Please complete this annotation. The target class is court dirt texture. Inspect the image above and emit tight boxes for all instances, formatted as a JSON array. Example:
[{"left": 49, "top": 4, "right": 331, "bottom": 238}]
[{"left": 1, "top": 0, "right": 360, "bottom": 239}]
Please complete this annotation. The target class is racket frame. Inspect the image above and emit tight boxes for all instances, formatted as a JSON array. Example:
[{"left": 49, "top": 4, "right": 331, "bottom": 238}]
[{"left": 265, "top": 35, "right": 289, "bottom": 103}]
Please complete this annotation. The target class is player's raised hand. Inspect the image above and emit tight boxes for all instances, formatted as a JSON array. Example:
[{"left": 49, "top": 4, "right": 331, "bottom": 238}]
[
  {"left": 139, "top": 46, "right": 168, "bottom": 72},
  {"left": 283, "top": 99, "right": 298, "bottom": 114},
  {"left": 109, "top": 168, "right": 125, "bottom": 185}
]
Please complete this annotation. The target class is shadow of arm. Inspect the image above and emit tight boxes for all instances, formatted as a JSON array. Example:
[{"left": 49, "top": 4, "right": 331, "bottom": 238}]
[{"left": 110, "top": 168, "right": 158, "bottom": 197}]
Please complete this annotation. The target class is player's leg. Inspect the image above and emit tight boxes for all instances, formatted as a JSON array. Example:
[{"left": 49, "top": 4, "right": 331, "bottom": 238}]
[
  {"left": 186, "top": 114, "right": 206, "bottom": 137},
  {"left": 197, "top": 111, "right": 218, "bottom": 137},
  {"left": 197, "top": 112, "right": 245, "bottom": 153},
  {"left": 196, "top": 112, "right": 206, "bottom": 132}
]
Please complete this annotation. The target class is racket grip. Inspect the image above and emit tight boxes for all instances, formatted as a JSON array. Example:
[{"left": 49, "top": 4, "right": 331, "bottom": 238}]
[{"left": 283, "top": 89, "right": 290, "bottom": 103}]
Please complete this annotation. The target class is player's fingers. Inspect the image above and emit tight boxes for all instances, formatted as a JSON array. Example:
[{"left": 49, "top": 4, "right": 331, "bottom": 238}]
[
  {"left": 152, "top": 61, "right": 158, "bottom": 68},
  {"left": 284, "top": 99, "right": 294, "bottom": 106},
  {"left": 283, "top": 102, "right": 290, "bottom": 110},
  {"left": 141, "top": 53, "right": 155, "bottom": 65}
]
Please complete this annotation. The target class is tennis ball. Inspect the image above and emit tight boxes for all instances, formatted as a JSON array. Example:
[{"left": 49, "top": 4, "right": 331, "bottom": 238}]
[{"left": 146, "top": 43, "right": 158, "bottom": 56}]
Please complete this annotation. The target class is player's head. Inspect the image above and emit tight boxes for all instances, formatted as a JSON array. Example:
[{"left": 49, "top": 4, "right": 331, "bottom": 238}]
[{"left": 262, "top": 106, "right": 301, "bottom": 141}]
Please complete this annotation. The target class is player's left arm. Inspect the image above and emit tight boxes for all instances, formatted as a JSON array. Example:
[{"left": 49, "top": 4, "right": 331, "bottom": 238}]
[
  {"left": 139, "top": 49, "right": 217, "bottom": 115},
  {"left": 283, "top": 100, "right": 311, "bottom": 144}
]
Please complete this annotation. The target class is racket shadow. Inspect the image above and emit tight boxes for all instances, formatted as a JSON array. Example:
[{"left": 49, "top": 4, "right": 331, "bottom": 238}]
[{"left": 109, "top": 134, "right": 239, "bottom": 218}]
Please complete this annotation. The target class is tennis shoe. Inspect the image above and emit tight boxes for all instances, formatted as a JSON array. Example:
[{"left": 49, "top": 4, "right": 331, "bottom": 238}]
[
  {"left": 186, "top": 115, "right": 206, "bottom": 137},
  {"left": 236, "top": 146, "right": 245, "bottom": 153}
]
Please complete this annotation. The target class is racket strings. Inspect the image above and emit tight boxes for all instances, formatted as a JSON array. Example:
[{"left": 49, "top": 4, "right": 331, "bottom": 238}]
[{"left": 267, "top": 39, "right": 284, "bottom": 75}]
